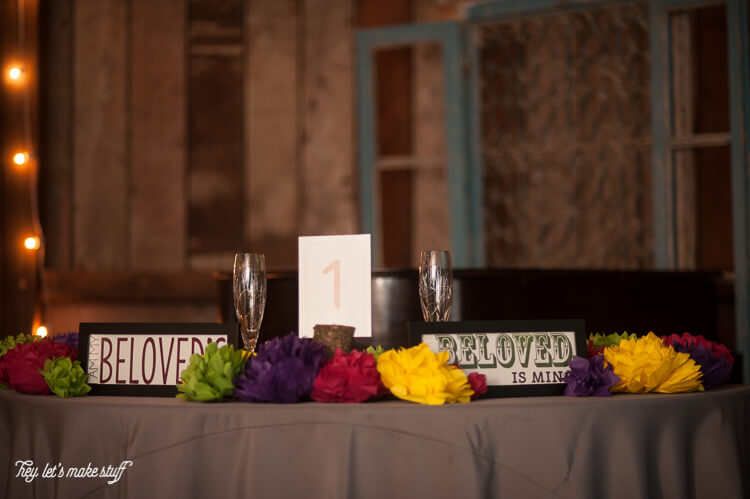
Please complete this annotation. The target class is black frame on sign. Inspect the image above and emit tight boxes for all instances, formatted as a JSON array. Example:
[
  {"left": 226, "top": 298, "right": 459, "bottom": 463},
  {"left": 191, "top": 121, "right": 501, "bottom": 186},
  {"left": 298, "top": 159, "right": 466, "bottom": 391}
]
[
  {"left": 408, "top": 319, "right": 586, "bottom": 398},
  {"left": 79, "top": 322, "right": 239, "bottom": 397}
]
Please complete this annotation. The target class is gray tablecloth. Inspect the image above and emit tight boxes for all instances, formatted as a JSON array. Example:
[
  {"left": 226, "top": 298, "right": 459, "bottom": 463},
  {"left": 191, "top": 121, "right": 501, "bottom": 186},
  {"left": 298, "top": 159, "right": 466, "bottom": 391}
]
[{"left": 1, "top": 385, "right": 749, "bottom": 499}]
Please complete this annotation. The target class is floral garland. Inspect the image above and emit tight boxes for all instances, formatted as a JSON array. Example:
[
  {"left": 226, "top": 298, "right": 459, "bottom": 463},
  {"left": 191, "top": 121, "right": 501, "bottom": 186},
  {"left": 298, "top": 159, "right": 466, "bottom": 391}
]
[
  {"left": 1, "top": 328, "right": 732, "bottom": 403},
  {"left": 564, "top": 331, "right": 733, "bottom": 397},
  {"left": 0, "top": 332, "right": 90, "bottom": 397},
  {"left": 174, "top": 333, "right": 488, "bottom": 405}
]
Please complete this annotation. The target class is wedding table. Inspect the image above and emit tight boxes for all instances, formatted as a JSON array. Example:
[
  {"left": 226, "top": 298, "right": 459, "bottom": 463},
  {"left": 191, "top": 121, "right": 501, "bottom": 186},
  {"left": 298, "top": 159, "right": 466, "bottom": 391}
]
[{"left": 1, "top": 385, "right": 749, "bottom": 498}]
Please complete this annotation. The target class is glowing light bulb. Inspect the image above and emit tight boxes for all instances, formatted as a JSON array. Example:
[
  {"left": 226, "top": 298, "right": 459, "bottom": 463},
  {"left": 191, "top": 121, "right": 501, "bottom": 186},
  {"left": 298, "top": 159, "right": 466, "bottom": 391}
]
[
  {"left": 36, "top": 326, "right": 48, "bottom": 338},
  {"left": 8, "top": 67, "right": 21, "bottom": 80},
  {"left": 13, "top": 152, "right": 28, "bottom": 165},
  {"left": 24, "top": 236, "right": 40, "bottom": 250}
]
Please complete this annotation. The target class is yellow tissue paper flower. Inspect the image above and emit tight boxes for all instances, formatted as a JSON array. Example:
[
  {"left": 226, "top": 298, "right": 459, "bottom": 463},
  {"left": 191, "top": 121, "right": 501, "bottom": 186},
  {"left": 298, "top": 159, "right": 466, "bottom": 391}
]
[
  {"left": 376, "top": 343, "right": 474, "bottom": 405},
  {"left": 603, "top": 332, "right": 704, "bottom": 394}
]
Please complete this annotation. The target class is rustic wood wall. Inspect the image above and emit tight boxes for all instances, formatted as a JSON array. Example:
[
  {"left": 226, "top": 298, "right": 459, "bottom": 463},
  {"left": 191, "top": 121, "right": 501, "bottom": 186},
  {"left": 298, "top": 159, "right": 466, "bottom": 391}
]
[
  {"left": 37, "top": 0, "right": 463, "bottom": 333},
  {"left": 41, "top": 0, "right": 371, "bottom": 273},
  {"left": 20, "top": 0, "right": 733, "bottom": 337},
  {"left": 39, "top": 0, "right": 427, "bottom": 333}
]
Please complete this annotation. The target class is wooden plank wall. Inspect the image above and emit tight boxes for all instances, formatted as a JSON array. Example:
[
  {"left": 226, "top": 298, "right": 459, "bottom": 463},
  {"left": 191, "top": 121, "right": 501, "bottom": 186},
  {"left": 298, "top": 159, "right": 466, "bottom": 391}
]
[
  {"left": 39, "top": 0, "right": 73, "bottom": 271},
  {"left": 131, "top": 0, "right": 186, "bottom": 271},
  {"left": 72, "top": 0, "right": 129, "bottom": 271},
  {"left": 300, "top": 0, "right": 357, "bottom": 237},
  {"left": 245, "top": 0, "right": 299, "bottom": 266},
  {"left": 188, "top": 0, "right": 244, "bottom": 271},
  {"left": 40, "top": 0, "right": 420, "bottom": 332}
]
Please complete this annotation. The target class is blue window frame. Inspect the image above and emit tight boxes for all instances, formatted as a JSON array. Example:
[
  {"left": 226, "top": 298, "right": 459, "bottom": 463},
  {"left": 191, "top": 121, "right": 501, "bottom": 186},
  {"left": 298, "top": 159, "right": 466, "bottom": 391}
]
[
  {"left": 650, "top": 0, "right": 750, "bottom": 382},
  {"left": 355, "top": 22, "right": 484, "bottom": 268}
]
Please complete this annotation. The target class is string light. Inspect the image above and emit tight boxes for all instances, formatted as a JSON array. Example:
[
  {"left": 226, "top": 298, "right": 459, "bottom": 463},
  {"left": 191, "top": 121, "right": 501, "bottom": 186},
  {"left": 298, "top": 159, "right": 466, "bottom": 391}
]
[
  {"left": 13, "top": 151, "right": 28, "bottom": 165},
  {"left": 7, "top": 0, "right": 46, "bottom": 336},
  {"left": 4, "top": 64, "right": 25, "bottom": 85},
  {"left": 24, "top": 236, "right": 40, "bottom": 250}
]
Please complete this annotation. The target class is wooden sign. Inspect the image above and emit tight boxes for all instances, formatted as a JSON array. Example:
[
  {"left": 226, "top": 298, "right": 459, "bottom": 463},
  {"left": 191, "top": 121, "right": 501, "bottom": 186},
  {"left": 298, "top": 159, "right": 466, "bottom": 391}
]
[
  {"left": 298, "top": 234, "right": 372, "bottom": 338},
  {"left": 79, "top": 322, "right": 238, "bottom": 396},
  {"left": 408, "top": 319, "right": 586, "bottom": 397}
]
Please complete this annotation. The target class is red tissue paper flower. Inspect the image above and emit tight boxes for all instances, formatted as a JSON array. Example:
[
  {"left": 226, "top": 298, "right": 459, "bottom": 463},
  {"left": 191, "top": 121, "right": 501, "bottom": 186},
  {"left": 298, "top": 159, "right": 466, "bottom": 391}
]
[
  {"left": 467, "top": 372, "right": 487, "bottom": 400},
  {"left": 311, "top": 348, "right": 386, "bottom": 403},
  {"left": 0, "top": 339, "right": 77, "bottom": 394},
  {"left": 587, "top": 339, "right": 604, "bottom": 358}
]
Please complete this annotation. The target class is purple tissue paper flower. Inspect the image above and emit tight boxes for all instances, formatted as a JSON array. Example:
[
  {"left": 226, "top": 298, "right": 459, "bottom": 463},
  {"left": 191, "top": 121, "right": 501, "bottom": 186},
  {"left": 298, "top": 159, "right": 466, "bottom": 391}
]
[
  {"left": 563, "top": 355, "right": 620, "bottom": 397},
  {"left": 671, "top": 343, "right": 731, "bottom": 390},
  {"left": 233, "top": 333, "right": 327, "bottom": 403},
  {"left": 51, "top": 332, "right": 79, "bottom": 350}
]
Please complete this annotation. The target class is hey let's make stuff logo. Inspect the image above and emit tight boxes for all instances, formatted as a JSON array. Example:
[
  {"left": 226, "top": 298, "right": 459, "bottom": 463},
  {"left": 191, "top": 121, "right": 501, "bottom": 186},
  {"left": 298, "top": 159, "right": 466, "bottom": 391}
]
[{"left": 14, "top": 460, "right": 133, "bottom": 485}]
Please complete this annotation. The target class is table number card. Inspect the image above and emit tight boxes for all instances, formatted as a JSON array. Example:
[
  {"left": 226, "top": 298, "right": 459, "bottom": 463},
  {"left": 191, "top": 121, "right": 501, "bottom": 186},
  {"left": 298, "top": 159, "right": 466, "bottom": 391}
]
[{"left": 298, "top": 234, "right": 372, "bottom": 338}]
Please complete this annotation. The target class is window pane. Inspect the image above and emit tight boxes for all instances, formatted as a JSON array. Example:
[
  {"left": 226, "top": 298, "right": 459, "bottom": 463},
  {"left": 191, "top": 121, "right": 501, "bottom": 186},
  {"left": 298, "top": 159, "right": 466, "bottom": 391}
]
[
  {"left": 669, "top": 5, "right": 729, "bottom": 136},
  {"left": 479, "top": 3, "right": 652, "bottom": 269},
  {"left": 375, "top": 42, "right": 450, "bottom": 268}
]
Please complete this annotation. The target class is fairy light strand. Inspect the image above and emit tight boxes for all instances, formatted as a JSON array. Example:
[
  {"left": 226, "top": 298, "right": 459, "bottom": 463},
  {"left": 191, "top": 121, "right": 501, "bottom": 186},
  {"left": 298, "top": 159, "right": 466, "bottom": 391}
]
[{"left": 8, "top": 0, "right": 46, "bottom": 335}]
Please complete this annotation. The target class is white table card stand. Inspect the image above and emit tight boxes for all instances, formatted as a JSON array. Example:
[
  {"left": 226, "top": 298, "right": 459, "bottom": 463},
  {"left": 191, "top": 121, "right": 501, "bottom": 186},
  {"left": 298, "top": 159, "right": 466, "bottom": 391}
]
[{"left": 298, "top": 234, "right": 372, "bottom": 338}]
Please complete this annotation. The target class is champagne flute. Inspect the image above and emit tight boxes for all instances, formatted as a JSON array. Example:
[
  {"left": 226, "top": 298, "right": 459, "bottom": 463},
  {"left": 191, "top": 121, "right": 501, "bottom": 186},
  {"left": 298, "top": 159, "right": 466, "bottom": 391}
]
[
  {"left": 233, "top": 253, "right": 267, "bottom": 352},
  {"left": 418, "top": 250, "right": 453, "bottom": 322}
]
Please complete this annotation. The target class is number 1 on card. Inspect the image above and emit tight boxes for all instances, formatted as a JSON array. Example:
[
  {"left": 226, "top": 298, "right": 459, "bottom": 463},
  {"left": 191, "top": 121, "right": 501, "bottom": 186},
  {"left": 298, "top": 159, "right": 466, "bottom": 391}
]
[
  {"left": 322, "top": 259, "right": 341, "bottom": 309},
  {"left": 298, "top": 234, "right": 371, "bottom": 338}
]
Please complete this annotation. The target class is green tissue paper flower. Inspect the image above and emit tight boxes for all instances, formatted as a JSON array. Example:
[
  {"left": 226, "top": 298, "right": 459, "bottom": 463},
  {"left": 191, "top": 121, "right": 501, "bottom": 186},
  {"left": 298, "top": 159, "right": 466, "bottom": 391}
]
[
  {"left": 177, "top": 342, "right": 248, "bottom": 402},
  {"left": 366, "top": 345, "right": 386, "bottom": 360},
  {"left": 39, "top": 357, "right": 92, "bottom": 398},
  {"left": 589, "top": 332, "right": 636, "bottom": 349}
]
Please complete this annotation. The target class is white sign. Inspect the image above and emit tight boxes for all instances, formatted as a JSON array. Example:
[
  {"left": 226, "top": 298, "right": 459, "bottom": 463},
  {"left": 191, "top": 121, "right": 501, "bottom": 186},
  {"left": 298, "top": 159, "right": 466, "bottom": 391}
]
[
  {"left": 298, "top": 234, "right": 372, "bottom": 338},
  {"left": 86, "top": 334, "right": 227, "bottom": 385},
  {"left": 422, "top": 331, "right": 577, "bottom": 386}
]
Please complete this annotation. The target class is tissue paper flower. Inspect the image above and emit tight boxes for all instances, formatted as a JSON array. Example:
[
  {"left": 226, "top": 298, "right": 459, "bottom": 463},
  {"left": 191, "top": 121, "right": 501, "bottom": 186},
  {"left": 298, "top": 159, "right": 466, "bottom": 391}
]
[
  {"left": 1, "top": 333, "right": 41, "bottom": 389},
  {"left": 365, "top": 344, "right": 386, "bottom": 360},
  {"left": 587, "top": 332, "right": 635, "bottom": 357},
  {"left": 311, "top": 348, "right": 386, "bottom": 403},
  {"left": 467, "top": 372, "right": 487, "bottom": 400},
  {"left": 0, "top": 332, "right": 41, "bottom": 358},
  {"left": 177, "top": 342, "right": 248, "bottom": 402},
  {"left": 662, "top": 333, "right": 733, "bottom": 389},
  {"left": 376, "top": 343, "right": 474, "bottom": 405},
  {"left": 587, "top": 340, "right": 602, "bottom": 358},
  {"left": 39, "top": 356, "right": 91, "bottom": 398},
  {"left": 234, "top": 333, "right": 327, "bottom": 403},
  {"left": 603, "top": 332, "right": 703, "bottom": 393},
  {"left": 563, "top": 355, "right": 620, "bottom": 397},
  {"left": 51, "top": 332, "right": 79, "bottom": 350},
  {"left": 0, "top": 339, "right": 77, "bottom": 394}
]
